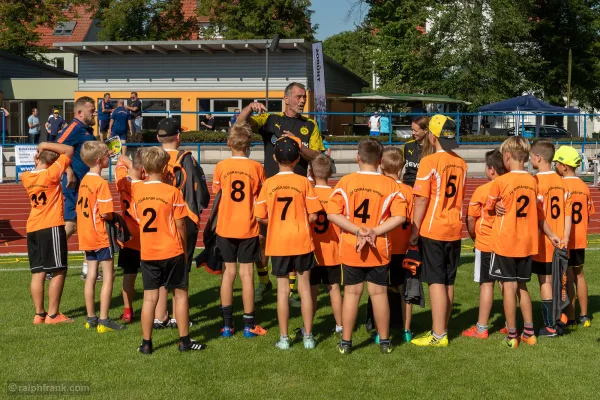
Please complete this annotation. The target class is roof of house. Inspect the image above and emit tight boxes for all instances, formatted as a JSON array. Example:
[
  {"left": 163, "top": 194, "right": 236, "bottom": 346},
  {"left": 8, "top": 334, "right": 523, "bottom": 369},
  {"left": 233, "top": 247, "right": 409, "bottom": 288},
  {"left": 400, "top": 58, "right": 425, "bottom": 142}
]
[
  {"left": 35, "top": 6, "right": 96, "bottom": 49},
  {"left": 0, "top": 50, "right": 78, "bottom": 78}
]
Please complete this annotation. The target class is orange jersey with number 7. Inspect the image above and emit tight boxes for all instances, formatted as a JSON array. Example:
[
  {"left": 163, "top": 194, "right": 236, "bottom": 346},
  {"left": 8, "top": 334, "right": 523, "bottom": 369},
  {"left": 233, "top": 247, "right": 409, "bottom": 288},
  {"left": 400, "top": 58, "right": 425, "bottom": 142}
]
[
  {"left": 212, "top": 157, "right": 266, "bottom": 239},
  {"left": 562, "top": 176, "right": 595, "bottom": 250}
]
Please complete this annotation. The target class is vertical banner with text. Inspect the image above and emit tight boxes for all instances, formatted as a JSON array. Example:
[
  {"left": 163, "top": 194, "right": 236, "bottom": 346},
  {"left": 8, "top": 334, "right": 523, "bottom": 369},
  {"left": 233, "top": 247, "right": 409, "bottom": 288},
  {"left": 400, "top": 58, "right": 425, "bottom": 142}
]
[{"left": 312, "top": 42, "right": 328, "bottom": 132}]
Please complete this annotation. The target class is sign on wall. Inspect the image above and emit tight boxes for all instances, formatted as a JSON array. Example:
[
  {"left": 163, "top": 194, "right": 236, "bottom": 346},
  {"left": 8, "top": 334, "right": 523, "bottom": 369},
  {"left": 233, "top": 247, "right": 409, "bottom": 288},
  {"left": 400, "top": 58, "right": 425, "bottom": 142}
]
[{"left": 15, "top": 145, "right": 37, "bottom": 174}]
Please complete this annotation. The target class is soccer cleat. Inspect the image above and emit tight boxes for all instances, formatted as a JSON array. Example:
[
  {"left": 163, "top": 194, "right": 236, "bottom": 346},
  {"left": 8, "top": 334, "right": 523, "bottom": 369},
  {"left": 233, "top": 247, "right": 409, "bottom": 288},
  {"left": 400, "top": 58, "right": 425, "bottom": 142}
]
[
  {"left": 288, "top": 293, "right": 301, "bottom": 308},
  {"left": 380, "top": 342, "right": 393, "bottom": 354},
  {"left": 153, "top": 318, "right": 172, "bottom": 329},
  {"left": 138, "top": 342, "right": 152, "bottom": 355},
  {"left": 120, "top": 312, "right": 133, "bottom": 324},
  {"left": 579, "top": 316, "right": 592, "bottom": 328},
  {"left": 178, "top": 339, "right": 207, "bottom": 352},
  {"left": 254, "top": 281, "right": 272, "bottom": 303},
  {"left": 45, "top": 313, "right": 74, "bottom": 324},
  {"left": 303, "top": 334, "right": 317, "bottom": 349},
  {"left": 45, "top": 273, "right": 53, "bottom": 281},
  {"left": 294, "top": 327, "right": 306, "bottom": 342},
  {"left": 244, "top": 325, "right": 267, "bottom": 338},
  {"left": 338, "top": 343, "right": 352, "bottom": 354},
  {"left": 410, "top": 331, "right": 449, "bottom": 347},
  {"left": 97, "top": 319, "right": 127, "bottom": 333},
  {"left": 33, "top": 315, "right": 46, "bottom": 325},
  {"left": 538, "top": 326, "right": 558, "bottom": 338},
  {"left": 499, "top": 326, "right": 509, "bottom": 335},
  {"left": 461, "top": 325, "right": 489, "bottom": 339},
  {"left": 400, "top": 330, "right": 413, "bottom": 343},
  {"left": 520, "top": 333, "right": 537, "bottom": 346},
  {"left": 220, "top": 326, "right": 234, "bottom": 338},
  {"left": 372, "top": 333, "right": 380, "bottom": 345},
  {"left": 505, "top": 337, "right": 519, "bottom": 349},
  {"left": 275, "top": 337, "right": 292, "bottom": 350},
  {"left": 85, "top": 318, "right": 98, "bottom": 330}
]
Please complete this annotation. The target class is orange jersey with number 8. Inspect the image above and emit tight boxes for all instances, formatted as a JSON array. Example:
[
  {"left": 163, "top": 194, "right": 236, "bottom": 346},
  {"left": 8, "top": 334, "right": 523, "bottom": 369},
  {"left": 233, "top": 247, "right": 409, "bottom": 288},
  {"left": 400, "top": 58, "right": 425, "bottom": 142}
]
[{"left": 562, "top": 176, "right": 594, "bottom": 250}]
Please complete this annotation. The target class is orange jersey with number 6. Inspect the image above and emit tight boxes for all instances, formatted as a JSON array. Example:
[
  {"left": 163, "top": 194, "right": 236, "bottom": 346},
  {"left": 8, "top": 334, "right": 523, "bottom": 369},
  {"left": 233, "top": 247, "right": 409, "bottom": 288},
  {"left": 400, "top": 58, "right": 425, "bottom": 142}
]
[
  {"left": 562, "top": 176, "right": 594, "bottom": 250},
  {"left": 77, "top": 173, "right": 114, "bottom": 251},
  {"left": 212, "top": 157, "right": 266, "bottom": 239},
  {"left": 116, "top": 162, "right": 141, "bottom": 251},
  {"left": 311, "top": 185, "right": 340, "bottom": 266}
]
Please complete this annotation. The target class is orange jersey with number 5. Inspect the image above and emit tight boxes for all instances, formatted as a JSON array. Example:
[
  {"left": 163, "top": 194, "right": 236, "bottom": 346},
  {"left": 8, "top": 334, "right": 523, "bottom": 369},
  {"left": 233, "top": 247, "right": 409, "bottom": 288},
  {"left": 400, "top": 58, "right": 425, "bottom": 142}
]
[
  {"left": 311, "top": 185, "right": 340, "bottom": 266},
  {"left": 77, "top": 173, "right": 114, "bottom": 251},
  {"left": 562, "top": 176, "right": 594, "bottom": 249},
  {"left": 212, "top": 157, "right": 266, "bottom": 239}
]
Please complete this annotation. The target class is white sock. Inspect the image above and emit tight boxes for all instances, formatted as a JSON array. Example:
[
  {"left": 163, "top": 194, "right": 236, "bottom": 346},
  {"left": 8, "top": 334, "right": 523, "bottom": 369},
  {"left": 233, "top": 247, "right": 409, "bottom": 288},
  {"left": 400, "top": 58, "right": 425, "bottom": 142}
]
[
  {"left": 336, "top": 325, "right": 343, "bottom": 333},
  {"left": 82, "top": 261, "right": 88, "bottom": 275}
]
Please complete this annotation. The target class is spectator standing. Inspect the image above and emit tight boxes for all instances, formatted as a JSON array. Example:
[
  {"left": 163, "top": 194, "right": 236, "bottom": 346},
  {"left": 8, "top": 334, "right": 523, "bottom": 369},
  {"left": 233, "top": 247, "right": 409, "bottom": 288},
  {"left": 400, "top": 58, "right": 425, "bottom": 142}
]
[
  {"left": 109, "top": 100, "right": 133, "bottom": 154},
  {"left": 98, "top": 93, "right": 113, "bottom": 142},
  {"left": 28, "top": 108, "right": 41, "bottom": 144},
  {"left": 379, "top": 113, "right": 392, "bottom": 137},
  {"left": 368, "top": 111, "right": 381, "bottom": 136},
  {"left": 126, "top": 92, "right": 142, "bottom": 143},
  {"left": 229, "top": 109, "right": 240, "bottom": 128},
  {"left": 201, "top": 114, "right": 215, "bottom": 131},
  {"left": 45, "top": 109, "right": 67, "bottom": 142}
]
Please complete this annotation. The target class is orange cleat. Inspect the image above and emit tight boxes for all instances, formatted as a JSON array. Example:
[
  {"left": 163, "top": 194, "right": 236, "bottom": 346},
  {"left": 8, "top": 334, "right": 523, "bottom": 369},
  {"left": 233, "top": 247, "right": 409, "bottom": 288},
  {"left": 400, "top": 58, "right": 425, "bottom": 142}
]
[
  {"left": 33, "top": 315, "right": 46, "bottom": 325},
  {"left": 520, "top": 333, "right": 537, "bottom": 346},
  {"left": 45, "top": 313, "right": 75, "bottom": 324},
  {"left": 244, "top": 325, "right": 268, "bottom": 337},
  {"left": 461, "top": 325, "right": 489, "bottom": 339}
]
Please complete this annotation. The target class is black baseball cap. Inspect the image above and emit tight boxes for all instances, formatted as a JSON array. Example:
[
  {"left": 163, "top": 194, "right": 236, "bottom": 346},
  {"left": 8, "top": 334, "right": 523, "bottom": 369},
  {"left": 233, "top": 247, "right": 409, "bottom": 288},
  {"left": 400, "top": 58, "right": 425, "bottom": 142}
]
[
  {"left": 157, "top": 118, "right": 182, "bottom": 137},
  {"left": 274, "top": 136, "right": 301, "bottom": 163}
]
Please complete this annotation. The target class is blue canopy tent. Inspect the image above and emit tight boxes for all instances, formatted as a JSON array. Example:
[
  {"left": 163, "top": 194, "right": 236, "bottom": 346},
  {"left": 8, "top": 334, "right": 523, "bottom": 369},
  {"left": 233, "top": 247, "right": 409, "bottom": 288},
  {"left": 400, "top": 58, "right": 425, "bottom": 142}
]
[{"left": 477, "top": 94, "right": 580, "bottom": 137}]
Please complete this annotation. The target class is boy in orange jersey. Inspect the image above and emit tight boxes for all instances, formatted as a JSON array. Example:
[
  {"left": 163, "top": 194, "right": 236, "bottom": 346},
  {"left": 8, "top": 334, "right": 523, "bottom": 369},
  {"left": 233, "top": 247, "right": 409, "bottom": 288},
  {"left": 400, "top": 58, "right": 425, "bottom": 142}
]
[
  {"left": 553, "top": 145, "right": 595, "bottom": 328},
  {"left": 77, "top": 141, "right": 125, "bottom": 333},
  {"left": 115, "top": 151, "right": 144, "bottom": 323},
  {"left": 485, "top": 136, "right": 560, "bottom": 348},
  {"left": 133, "top": 147, "right": 206, "bottom": 354},
  {"left": 306, "top": 154, "right": 343, "bottom": 336},
  {"left": 529, "top": 139, "right": 571, "bottom": 337},
  {"left": 23, "top": 141, "right": 75, "bottom": 325},
  {"left": 213, "top": 123, "right": 268, "bottom": 338},
  {"left": 409, "top": 115, "right": 467, "bottom": 347},
  {"left": 255, "top": 136, "right": 323, "bottom": 350},
  {"left": 462, "top": 149, "right": 506, "bottom": 339},
  {"left": 328, "top": 138, "right": 407, "bottom": 355}
]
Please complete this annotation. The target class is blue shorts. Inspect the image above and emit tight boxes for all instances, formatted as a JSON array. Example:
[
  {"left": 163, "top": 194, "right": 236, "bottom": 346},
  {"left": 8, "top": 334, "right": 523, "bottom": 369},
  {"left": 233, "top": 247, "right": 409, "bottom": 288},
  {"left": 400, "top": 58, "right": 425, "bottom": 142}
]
[
  {"left": 61, "top": 174, "right": 79, "bottom": 221},
  {"left": 112, "top": 131, "right": 128, "bottom": 141},
  {"left": 85, "top": 247, "right": 113, "bottom": 262},
  {"left": 369, "top": 131, "right": 380, "bottom": 136},
  {"left": 99, "top": 120, "right": 110, "bottom": 133}
]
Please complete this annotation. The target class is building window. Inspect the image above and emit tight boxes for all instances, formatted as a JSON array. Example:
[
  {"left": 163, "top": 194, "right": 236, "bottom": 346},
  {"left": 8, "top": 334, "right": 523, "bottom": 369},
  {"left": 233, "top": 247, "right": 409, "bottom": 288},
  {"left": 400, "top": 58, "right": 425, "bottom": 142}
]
[
  {"left": 199, "top": 98, "right": 283, "bottom": 131},
  {"left": 53, "top": 21, "right": 77, "bottom": 36},
  {"left": 54, "top": 57, "right": 65, "bottom": 70},
  {"left": 139, "top": 98, "right": 182, "bottom": 131}
]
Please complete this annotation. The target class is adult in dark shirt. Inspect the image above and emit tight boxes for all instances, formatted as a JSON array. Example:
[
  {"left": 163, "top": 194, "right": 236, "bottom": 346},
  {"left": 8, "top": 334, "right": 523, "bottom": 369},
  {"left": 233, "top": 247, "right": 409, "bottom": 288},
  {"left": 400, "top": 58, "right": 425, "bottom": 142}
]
[
  {"left": 200, "top": 114, "right": 215, "bottom": 131},
  {"left": 109, "top": 99, "right": 133, "bottom": 154},
  {"left": 45, "top": 109, "right": 66, "bottom": 142},
  {"left": 98, "top": 93, "right": 112, "bottom": 141},
  {"left": 402, "top": 116, "right": 434, "bottom": 187},
  {"left": 126, "top": 91, "right": 142, "bottom": 142}
]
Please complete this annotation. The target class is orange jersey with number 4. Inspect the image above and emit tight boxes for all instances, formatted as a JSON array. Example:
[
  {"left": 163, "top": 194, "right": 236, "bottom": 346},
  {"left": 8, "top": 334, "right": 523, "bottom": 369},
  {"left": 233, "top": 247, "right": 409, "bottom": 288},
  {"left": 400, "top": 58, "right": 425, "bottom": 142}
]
[
  {"left": 485, "top": 171, "right": 544, "bottom": 258},
  {"left": 311, "top": 185, "right": 340, "bottom": 266},
  {"left": 116, "top": 162, "right": 141, "bottom": 251},
  {"left": 468, "top": 181, "right": 494, "bottom": 253},
  {"left": 77, "top": 173, "right": 114, "bottom": 251},
  {"left": 212, "top": 157, "right": 266, "bottom": 239},
  {"left": 132, "top": 181, "right": 187, "bottom": 261},
  {"left": 562, "top": 176, "right": 594, "bottom": 250},
  {"left": 533, "top": 171, "right": 571, "bottom": 263},
  {"left": 23, "top": 154, "right": 71, "bottom": 233},
  {"left": 389, "top": 181, "right": 413, "bottom": 255},
  {"left": 328, "top": 172, "right": 407, "bottom": 267},
  {"left": 255, "top": 172, "right": 323, "bottom": 256},
  {"left": 413, "top": 150, "right": 467, "bottom": 241}
]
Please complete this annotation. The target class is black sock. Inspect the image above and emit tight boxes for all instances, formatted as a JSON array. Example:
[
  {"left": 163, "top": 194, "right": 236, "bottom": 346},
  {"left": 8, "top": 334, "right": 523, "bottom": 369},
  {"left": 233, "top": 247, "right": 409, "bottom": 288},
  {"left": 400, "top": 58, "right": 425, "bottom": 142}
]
[
  {"left": 48, "top": 314, "right": 57, "bottom": 319},
  {"left": 179, "top": 335, "right": 191, "bottom": 345},
  {"left": 221, "top": 305, "right": 233, "bottom": 327},
  {"left": 243, "top": 312, "right": 255, "bottom": 329},
  {"left": 341, "top": 339, "right": 352, "bottom": 347},
  {"left": 36, "top": 312, "right": 47, "bottom": 318}
]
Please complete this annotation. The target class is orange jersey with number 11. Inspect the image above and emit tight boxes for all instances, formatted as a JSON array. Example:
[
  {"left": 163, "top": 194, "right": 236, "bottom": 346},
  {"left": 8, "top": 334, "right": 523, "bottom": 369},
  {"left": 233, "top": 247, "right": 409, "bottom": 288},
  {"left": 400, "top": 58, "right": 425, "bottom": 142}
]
[{"left": 77, "top": 173, "right": 114, "bottom": 251}]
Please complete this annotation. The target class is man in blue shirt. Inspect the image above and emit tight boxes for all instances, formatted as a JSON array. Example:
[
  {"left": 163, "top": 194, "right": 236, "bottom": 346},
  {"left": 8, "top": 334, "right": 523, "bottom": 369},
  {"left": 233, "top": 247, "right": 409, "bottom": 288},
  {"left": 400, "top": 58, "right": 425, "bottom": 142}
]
[
  {"left": 229, "top": 108, "right": 240, "bottom": 128},
  {"left": 98, "top": 93, "right": 112, "bottom": 142},
  {"left": 56, "top": 96, "right": 98, "bottom": 279},
  {"left": 28, "top": 108, "right": 40, "bottom": 144},
  {"left": 45, "top": 109, "right": 66, "bottom": 142},
  {"left": 108, "top": 99, "right": 133, "bottom": 154}
]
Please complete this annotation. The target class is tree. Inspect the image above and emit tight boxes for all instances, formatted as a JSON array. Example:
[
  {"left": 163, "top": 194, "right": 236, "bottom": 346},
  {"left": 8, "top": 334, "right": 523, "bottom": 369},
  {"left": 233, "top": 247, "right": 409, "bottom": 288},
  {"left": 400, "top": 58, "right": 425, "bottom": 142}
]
[
  {"left": 323, "top": 30, "right": 373, "bottom": 82},
  {"left": 0, "top": 0, "right": 87, "bottom": 62},
  {"left": 198, "top": 0, "right": 316, "bottom": 40},
  {"left": 97, "top": 0, "right": 198, "bottom": 41}
]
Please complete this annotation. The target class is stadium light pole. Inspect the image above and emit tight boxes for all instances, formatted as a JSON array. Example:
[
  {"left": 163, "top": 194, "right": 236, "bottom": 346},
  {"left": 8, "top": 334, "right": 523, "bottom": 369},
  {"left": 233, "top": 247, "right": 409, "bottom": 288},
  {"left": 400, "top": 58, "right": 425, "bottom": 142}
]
[{"left": 265, "top": 34, "right": 280, "bottom": 111}]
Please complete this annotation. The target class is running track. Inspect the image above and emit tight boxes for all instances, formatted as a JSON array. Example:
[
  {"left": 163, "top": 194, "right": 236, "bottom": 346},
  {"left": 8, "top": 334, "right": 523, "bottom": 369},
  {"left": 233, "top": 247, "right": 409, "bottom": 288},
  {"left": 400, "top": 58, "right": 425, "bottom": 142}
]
[{"left": 2, "top": 178, "right": 600, "bottom": 254}]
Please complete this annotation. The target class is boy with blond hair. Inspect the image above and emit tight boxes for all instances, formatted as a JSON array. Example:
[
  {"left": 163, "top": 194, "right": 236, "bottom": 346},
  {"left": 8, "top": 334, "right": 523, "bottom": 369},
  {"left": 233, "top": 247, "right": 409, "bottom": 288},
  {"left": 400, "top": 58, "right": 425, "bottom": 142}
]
[{"left": 78, "top": 141, "right": 125, "bottom": 333}]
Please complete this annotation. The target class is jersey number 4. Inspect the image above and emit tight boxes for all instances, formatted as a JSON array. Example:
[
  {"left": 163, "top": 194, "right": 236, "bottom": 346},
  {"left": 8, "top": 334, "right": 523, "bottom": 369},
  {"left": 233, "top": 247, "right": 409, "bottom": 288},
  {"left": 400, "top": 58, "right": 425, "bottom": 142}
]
[{"left": 354, "top": 199, "right": 371, "bottom": 224}]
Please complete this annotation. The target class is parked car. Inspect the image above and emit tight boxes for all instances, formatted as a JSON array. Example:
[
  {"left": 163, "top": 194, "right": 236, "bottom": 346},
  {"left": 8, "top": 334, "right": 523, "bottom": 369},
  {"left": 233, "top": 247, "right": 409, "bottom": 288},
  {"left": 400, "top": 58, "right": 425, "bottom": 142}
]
[{"left": 506, "top": 125, "right": 571, "bottom": 139}]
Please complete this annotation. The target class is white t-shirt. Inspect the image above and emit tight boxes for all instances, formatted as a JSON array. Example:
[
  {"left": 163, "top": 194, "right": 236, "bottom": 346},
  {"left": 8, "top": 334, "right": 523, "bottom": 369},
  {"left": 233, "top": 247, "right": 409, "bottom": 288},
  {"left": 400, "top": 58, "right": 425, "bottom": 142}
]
[{"left": 369, "top": 116, "right": 380, "bottom": 132}]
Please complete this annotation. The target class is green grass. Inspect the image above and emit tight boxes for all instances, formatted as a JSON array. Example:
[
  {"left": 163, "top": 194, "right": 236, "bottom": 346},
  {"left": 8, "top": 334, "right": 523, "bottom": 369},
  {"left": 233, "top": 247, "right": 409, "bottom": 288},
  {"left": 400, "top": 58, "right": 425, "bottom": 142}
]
[{"left": 2, "top": 239, "right": 600, "bottom": 399}]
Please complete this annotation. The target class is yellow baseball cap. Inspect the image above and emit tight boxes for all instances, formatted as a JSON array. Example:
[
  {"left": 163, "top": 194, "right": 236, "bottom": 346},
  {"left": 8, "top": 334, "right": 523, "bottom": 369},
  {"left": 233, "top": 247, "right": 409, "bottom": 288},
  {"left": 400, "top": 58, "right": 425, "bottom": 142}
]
[
  {"left": 553, "top": 145, "right": 581, "bottom": 167},
  {"left": 429, "top": 114, "right": 458, "bottom": 150},
  {"left": 53, "top": 109, "right": 60, "bottom": 113}
]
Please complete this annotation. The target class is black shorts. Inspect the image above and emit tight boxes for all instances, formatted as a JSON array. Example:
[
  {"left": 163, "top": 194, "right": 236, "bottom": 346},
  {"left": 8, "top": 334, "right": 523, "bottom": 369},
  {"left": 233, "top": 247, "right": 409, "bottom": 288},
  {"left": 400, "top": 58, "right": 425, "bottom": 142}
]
[
  {"left": 271, "top": 252, "right": 314, "bottom": 277},
  {"left": 389, "top": 254, "right": 406, "bottom": 286},
  {"left": 185, "top": 217, "right": 198, "bottom": 270},
  {"left": 568, "top": 249, "right": 585, "bottom": 268},
  {"left": 310, "top": 265, "right": 341, "bottom": 286},
  {"left": 342, "top": 264, "right": 389, "bottom": 286},
  {"left": 259, "top": 223, "right": 267, "bottom": 238},
  {"left": 475, "top": 250, "right": 493, "bottom": 283},
  {"left": 532, "top": 261, "right": 552, "bottom": 276},
  {"left": 118, "top": 247, "right": 141, "bottom": 274},
  {"left": 216, "top": 235, "right": 260, "bottom": 263},
  {"left": 141, "top": 254, "right": 188, "bottom": 290},
  {"left": 27, "top": 226, "right": 68, "bottom": 274},
  {"left": 489, "top": 253, "right": 532, "bottom": 282},
  {"left": 419, "top": 236, "right": 461, "bottom": 285},
  {"left": 99, "top": 120, "right": 110, "bottom": 133}
]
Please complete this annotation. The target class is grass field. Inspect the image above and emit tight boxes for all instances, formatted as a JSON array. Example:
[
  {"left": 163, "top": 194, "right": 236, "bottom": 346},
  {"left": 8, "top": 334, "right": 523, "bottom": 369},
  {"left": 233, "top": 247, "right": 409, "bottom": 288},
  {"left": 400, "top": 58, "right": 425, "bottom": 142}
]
[{"left": 3, "top": 239, "right": 600, "bottom": 399}]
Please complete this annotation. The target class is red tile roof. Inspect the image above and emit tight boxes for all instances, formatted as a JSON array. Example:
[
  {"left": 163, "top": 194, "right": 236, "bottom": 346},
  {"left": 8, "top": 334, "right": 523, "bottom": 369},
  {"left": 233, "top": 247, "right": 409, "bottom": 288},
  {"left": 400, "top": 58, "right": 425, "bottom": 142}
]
[{"left": 35, "top": 6, "right": 95, "bottom": 49}]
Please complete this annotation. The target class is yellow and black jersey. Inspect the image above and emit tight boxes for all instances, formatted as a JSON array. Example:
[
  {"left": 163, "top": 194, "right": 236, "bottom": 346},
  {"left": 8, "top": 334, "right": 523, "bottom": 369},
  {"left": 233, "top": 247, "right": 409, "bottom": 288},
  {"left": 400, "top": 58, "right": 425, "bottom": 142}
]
[
  {"left": 402, "top": 140, "right": 422, "bottom": 187},
  {"left": 251, "top": 112, "right": 325, "bottom": 177}
]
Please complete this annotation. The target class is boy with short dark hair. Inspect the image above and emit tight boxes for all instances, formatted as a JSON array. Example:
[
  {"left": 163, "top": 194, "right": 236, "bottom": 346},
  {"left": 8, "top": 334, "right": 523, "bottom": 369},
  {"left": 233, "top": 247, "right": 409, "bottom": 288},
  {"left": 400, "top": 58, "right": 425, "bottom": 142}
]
[
  {"left": 134, "top": 147, "right": 206, "bottom": 354},
  {"left": 23, "top": 141, "right": 75, "bottom": 325},
  {"left": 255, "top": 136, "right": 323, "bottom": 350},
  {"left": 115, "top": 150, "right": 144, "bottom": 323},
  {"left": 553, "top": 145, "right": 594, "bottom": 327},
  {"left": 485, "top": 136, "right": 560, "bottom": 348},
  {"left": 462, "top": 149, "right": 506, "bottom": 339},
  {"left": 530, "top": 139, "right": 571, "bottom": 337},
  {"left": 78, "top": 141, "right": 125, "bottom": 333},
  {"left": 213, "top": 123, "right": 268, "bottom": 338},
  {"left": 328, "top": 138, "right": 407, "bottom": 354}
]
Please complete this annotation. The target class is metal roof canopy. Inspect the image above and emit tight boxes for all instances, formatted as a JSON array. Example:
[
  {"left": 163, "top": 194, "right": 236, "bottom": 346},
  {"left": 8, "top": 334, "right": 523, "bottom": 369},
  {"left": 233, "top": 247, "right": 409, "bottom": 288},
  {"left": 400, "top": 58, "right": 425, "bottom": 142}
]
[
  {"left": 55, "top": 39, "right": 310, "bottom": 55},
  {"left": 335, "top": 92, "right": 471, "bottom": 105}
]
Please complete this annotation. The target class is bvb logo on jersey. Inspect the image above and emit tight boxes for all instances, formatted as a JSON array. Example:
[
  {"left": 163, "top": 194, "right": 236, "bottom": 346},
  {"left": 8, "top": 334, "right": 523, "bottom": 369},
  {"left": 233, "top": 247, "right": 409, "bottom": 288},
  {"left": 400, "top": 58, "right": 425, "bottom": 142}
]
[{"left": 300, "top": 126, "right": 309, "bottom": 136}]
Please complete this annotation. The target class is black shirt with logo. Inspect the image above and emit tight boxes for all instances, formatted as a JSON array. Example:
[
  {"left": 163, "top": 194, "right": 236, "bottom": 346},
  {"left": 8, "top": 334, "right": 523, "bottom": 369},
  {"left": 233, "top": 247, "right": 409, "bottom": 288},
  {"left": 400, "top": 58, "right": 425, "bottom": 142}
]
[{"left": 402, "top": 140, "right": 422, "bottom": 187}]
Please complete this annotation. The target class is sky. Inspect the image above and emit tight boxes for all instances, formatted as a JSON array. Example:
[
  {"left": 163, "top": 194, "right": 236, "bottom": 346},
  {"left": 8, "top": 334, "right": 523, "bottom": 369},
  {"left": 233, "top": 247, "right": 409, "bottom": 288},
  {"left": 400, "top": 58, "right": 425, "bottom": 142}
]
[{"left": 312, "top": 0, "right": 368, "bottom": 41}]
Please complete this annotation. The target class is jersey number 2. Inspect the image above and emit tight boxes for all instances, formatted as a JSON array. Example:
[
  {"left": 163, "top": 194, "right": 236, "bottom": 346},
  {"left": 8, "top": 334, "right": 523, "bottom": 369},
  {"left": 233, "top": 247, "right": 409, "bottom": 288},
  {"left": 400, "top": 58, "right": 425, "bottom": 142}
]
[{"left": 143, "top": 208, "right": 157, "bottom": 232}]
